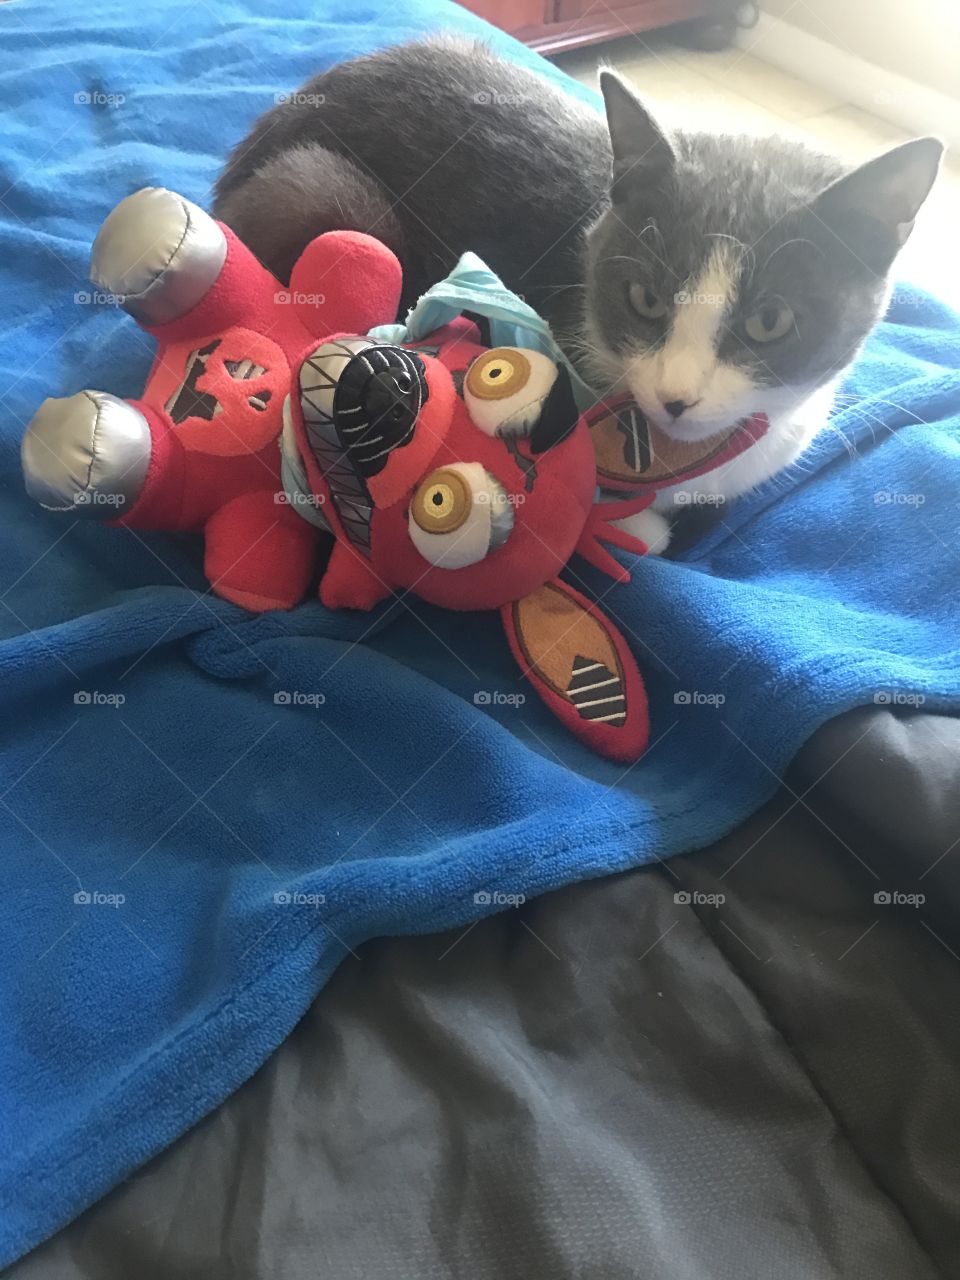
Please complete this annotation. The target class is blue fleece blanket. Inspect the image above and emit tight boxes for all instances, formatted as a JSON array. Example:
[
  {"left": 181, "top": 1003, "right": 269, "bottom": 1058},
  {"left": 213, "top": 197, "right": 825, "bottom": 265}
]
[{"left": 1, "top": 0, "right": 959, "bottom": 1265}]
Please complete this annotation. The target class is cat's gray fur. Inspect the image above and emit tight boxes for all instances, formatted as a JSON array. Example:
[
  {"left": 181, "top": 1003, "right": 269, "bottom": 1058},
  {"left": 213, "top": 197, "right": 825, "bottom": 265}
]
[
  {"left": 214, "top": 37, "right": 942, "bottom": 544},
  {"left": 214, "top": 38, "right": 610, "bottom": 331}
]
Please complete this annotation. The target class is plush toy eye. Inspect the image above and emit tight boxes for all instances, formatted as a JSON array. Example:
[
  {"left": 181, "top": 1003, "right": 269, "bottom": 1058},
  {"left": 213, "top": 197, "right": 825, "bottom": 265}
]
[
  {"left": 628, "top": 284, "right": 668, "bottom": 320},
  {"left": 744, "top": 302, "right": 795, "bottom": 343},
  {"left": 463, "top": 347, "right": 561, "bottom": 438},
  {"left": 411, "top": 468, "right": 472, "bottom": 534},
  {"left": 409, "top": 462, "right": 514, "bottom": 569}
]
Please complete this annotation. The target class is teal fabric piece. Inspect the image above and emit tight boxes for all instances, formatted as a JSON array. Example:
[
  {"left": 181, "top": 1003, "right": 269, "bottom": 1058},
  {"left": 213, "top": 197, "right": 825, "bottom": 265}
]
[{"left": 369, "top": 251, "right": 600, "bottom": 409}]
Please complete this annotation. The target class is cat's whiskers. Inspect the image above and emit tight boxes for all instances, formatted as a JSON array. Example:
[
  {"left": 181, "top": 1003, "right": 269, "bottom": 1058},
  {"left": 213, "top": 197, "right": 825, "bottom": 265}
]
[
  {"left": 833, "top": 390, "right": 931, "bottom": 429},
  {"left": 538, "top": 282, "right": 589, "bottom": 297},
  {"left": 706, "top": 232, "right": 756, "bottom": 277},
  {"left": 561, "top": 325, "right": 623, "bottom": 378},
  {"left": 825, "top": 395, "right": 914, "bottom": 457}
]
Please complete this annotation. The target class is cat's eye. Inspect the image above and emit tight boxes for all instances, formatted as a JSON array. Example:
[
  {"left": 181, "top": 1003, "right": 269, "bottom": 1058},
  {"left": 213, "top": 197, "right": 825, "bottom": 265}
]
[
  {"left": 628, "top": 283, "right": 668, "bottom": 321},
  {"left": 744, "top": 303, "right": 795, "bottom": 344}
]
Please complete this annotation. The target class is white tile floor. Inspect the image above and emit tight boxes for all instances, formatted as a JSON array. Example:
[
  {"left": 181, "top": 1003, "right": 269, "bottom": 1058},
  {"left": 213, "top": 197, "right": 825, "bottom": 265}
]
[{"left": 553, "top": 32, "right": 960, "bottom": 305}]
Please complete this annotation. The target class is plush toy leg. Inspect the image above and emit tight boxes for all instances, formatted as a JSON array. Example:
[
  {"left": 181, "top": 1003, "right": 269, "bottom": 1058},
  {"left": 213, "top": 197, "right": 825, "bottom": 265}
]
[
  {"left": 203, "top": 490, "right": 317, "bottom": 612},
  {"left": 319, "top": 540, "right": 392, "bottom": 612},
  {"left": 91, "top": 188, "right": 228, "bottom": 328},
  {"left": 21, "top": 391, "right": 152, "bottom": 516},
  {"left": 500, "top": 578, "right": 649, "bottom": 762}
]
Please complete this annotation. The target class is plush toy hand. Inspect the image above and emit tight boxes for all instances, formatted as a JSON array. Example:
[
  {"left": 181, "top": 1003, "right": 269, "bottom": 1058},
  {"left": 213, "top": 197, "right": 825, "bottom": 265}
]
[
  {"left": 90, "top": 186, "right": 228, "bottom": 328},
  {"left": 22, "top": 187, "right": 231, "bottom": 517},
  {"left": 22, "top": 391, "right": 151, "bottom": 517},
  {"left": 21, "top": 188, "right": 335, "bottom": 611}
]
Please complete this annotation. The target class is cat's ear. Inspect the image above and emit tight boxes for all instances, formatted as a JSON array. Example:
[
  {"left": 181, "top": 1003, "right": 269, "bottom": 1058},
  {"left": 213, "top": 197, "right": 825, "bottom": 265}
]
[
  {"left": 812, "top": 137, "right": 943, "bottom": 263},
  {"left": 599, "top": 70, "right": 675, "bottom": 204}
]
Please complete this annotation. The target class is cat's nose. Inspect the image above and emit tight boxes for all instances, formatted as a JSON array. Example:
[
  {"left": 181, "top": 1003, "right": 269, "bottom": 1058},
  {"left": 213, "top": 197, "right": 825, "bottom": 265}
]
[{"left": 663, "top": 399, "right": 688, "bottom": 419}]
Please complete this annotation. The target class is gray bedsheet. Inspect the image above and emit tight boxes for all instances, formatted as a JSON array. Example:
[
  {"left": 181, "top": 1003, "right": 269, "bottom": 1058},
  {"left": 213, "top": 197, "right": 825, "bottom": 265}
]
[{"left": 10, "top": 708, "right": 960, "bottom": 1279}]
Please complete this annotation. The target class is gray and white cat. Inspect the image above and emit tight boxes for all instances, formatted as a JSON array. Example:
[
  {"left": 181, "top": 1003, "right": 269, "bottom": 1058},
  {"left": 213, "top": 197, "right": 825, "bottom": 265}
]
[{"left": 214, "top": 38, "right": 942, "bottom": 551}]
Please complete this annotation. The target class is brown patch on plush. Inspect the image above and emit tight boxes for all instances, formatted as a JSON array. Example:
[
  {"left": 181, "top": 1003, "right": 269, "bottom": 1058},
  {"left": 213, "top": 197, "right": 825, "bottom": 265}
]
[
  {"left": 512, "top": 583, "right": 627, "bottom": 724},
  {"left": 589, "top": 400, "right": 744, "bottom": 488}
]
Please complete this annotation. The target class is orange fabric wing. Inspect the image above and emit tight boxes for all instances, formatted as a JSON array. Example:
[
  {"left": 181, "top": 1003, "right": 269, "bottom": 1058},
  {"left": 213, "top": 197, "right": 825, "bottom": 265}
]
[{"left": 500, "top": 579, "right": 649, "bottom": 762}]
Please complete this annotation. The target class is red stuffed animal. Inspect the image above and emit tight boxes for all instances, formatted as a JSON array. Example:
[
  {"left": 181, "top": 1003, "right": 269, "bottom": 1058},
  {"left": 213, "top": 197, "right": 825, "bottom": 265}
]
[{"left": 22, "top": 188, "right": 663, "bottom": 759}]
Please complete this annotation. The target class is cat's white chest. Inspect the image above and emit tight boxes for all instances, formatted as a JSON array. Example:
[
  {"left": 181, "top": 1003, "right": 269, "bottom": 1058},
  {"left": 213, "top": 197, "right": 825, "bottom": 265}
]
[{"left": 615, "top": 383, "right": 835, "bottom": 553}]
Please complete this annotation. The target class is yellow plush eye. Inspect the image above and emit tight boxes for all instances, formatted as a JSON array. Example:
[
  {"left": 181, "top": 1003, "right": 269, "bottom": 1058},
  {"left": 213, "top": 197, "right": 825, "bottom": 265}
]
[
  {"left": 411, "top": 468, "right": 471, "bottom": 534},
  {"left": 466, "top": 348, "right": 532, "bottom": 400},
  {"left": 408, "top": 463, "right": 514, "bottom": 569},
  {"left": 463, "top": 347, "right": 560, "bottom": 438},
  {"left": 744, "top": 303, "right": 794, "bottom": 343},
  {"left": 628, "top": 283, "right": 668, "bottom": 320}
]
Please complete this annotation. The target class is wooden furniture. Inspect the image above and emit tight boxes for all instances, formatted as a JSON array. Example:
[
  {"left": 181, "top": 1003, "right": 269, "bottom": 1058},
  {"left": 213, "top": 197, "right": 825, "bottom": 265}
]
[{"left": 457, "top": 0, "right": 744, "bottom": 54}]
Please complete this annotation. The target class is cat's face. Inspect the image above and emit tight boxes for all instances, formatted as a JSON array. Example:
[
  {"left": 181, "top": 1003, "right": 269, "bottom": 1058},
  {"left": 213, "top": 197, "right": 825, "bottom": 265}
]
[{"left": 584, "top": 74, "right": 943, "bottom": 442}]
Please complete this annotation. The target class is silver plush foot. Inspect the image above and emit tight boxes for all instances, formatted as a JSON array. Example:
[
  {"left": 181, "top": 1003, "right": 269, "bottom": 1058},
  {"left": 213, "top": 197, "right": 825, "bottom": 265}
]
[
  {"left": 90, "top": 187, "right": 227, "bottom": 326},
  {"left": 21, "top": 391, "right": 152, "bottom": 516}
]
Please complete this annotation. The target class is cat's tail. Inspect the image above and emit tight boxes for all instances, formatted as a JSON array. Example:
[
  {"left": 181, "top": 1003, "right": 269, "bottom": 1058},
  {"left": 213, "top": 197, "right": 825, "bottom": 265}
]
[{"left": 213, "top": 143, "right": 405, "bottom": 292}]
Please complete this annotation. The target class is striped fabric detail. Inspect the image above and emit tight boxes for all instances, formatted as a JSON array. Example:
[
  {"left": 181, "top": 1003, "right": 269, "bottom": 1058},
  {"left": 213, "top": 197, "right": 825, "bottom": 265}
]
[
  {"left": 566, "top": 655, "right": 626, "bottom": 726},
  {"left": 300, "top": 340, "right": 374, "bottom": 550},
  {"left": 615, "top": 403, "right": 651, "bottom": 474}
]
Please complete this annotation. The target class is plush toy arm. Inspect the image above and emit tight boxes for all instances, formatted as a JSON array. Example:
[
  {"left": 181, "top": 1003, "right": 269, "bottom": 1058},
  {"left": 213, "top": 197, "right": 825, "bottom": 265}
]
[
  {"left": 91, "top": 188, "right": 228, "bottom": 328},
  {"left": 500, "top": 579, "right": 648, "bottom": 762},
  {"left": 21, "top": 391, "right": 152, "bottom": 516},
  {"left": 289, "top": 231, "right": 403, "bottom": 338},
  {"left": 90, "top": 187, "right": 282, "bottom": 341}
]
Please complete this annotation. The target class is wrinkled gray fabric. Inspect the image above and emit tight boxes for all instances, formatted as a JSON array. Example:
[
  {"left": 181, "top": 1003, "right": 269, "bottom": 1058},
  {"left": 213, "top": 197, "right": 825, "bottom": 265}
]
[{"left": 9, "top": 708, "right": 960, "bottom": 1280}]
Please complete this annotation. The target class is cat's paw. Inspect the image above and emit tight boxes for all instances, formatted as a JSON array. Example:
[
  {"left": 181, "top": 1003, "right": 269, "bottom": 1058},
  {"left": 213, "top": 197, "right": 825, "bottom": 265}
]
[{"left": 612, "top": 507, "right": 671, "bottom": 555}]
